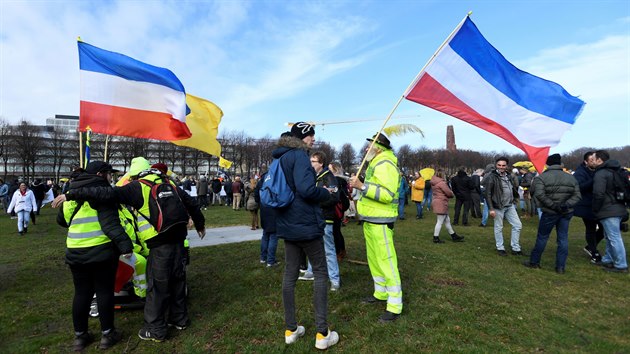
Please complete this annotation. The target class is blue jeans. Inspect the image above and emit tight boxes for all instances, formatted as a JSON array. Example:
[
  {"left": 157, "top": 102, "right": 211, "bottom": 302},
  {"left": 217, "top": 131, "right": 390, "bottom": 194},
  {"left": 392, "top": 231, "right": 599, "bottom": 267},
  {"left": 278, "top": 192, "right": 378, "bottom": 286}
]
[
  {"left": 307, "top": 224, "right": 339, "bottom": 284},
  {"left": 481, "top": 195, "right": 489, "bottom": 226},
  {"left": 260, "top": 231, "right": 278, "bottom": 265},
  {"left": 600, "top": 217, "right": 628, "bottom": 269},
  {"left": 529, "top": 212, "right": 572, "bottom": 269},
  {"left": 422, "top": 189, "right": 433, "bottom": 211},
  {"left": 414, "top": 201, "right": 423, "bottom": 218},
  {"left": 398, "top": 197, "right": 406, "bottom": 218},
  {"left": 493, "top": 204, "right": 522, "bottom": 251},
  {"left": 17, "top": 210, "right": 30, "bottom": 232}
]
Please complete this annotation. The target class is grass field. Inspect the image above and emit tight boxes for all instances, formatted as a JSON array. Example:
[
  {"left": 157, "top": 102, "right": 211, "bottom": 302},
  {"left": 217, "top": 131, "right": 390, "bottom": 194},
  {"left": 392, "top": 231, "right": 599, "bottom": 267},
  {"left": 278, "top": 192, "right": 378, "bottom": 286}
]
[{"left": 0, "top": 203, "right": 629, "bottom": 353}]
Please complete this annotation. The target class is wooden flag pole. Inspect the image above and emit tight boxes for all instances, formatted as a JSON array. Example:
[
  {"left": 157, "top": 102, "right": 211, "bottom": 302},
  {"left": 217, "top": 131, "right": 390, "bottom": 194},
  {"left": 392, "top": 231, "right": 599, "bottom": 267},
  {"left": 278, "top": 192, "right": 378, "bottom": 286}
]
[
  {"left": 355, "top": 12, "right": 472, "bottom": 174},
  {"left": 78, "top": 130, "right": 83, "bottom": 169},
  {"left": 104, "top": 135, "right": 110, "bottom": 162}
]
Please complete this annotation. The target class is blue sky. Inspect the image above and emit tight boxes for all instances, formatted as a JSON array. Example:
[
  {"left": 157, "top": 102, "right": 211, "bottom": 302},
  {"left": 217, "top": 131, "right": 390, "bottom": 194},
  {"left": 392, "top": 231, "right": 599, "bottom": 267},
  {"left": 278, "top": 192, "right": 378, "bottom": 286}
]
[{"left": 1, "top": 0, "right": 628, "bottom": 155}]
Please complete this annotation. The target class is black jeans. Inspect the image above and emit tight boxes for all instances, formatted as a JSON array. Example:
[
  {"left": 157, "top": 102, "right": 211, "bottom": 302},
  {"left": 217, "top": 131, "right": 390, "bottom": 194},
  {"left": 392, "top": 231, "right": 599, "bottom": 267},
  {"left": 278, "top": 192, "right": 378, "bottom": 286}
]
[
  {"left": 283, "top": 238, "right": 329, "bottom": 334},
  {"left": 583, "top": 218, "right": 605, "bottom": 254},
  {"left": 143, "top": 242, "right": 187, "bottom": 338},
  {"left": 70, "top": 257, "right": 118, "bottom": 333},
  {"left": 454, "top": 198, "right": 471, "bottom": 224}
]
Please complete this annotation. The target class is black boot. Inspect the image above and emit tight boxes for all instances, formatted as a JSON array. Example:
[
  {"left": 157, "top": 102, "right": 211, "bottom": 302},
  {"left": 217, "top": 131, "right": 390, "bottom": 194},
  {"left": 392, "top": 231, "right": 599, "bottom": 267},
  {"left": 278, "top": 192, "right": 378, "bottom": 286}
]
[
  {"left": 433, "top": 237, "right": 445, "bottom": 244},
  {"left": 450, "top": 233, "right": 464, "bottom": 242}
]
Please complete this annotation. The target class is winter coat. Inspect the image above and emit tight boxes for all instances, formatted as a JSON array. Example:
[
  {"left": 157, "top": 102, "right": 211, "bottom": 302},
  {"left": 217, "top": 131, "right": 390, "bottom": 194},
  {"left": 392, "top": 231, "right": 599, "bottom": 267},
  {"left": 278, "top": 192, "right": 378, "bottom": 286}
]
[
  {"left": 483, "top": 169, "right": 520, "bottom": 211},
  {"left": 65, "top": 174, "right": 205, "bottom": 249},
  {"left": 592, "top": 159, "right": 629, "bottom": 220},
  {"left": 450, "top": 170, "right": 473, "bottom": 201},
  {"left": 431, "top": 176, "right": 453, "bottom": 215},
  {"left": 198, "top": 178, "right": 208, "bottom": 196},
  {"left": 316, "top": 169, "right": 339, "bottom": 222},
  {"left": 232, "top": 181, "right": 243, "bottom": 194},
  {"left": 254, "top": 172, "right": 276, "bottom": 233},
  {"left": 572, "top": 163, "right": 596, "bottom": 219},
  {"left": 30, "top": 181, "right": 50, "bottom": 201},
  {"left": 272, "top": 136, "right": 330, "bottom": 241},
  {"left": 211, "top": 179, "right": 222, "bottom": 194},
  {"left": 411, "top": 177, "right": 425, "bottom": 202},
  {"left": 532, "top": 165, "right": 581, "bottom": 215},
  {"left": 7, "top": 189, "right": 37, "bottom": 213},
  {"left": 56, "top": 173, "right": 133, "bottom": 265},
  {"left": 245, "top": 181, "right": 259, "bottom": 211}
]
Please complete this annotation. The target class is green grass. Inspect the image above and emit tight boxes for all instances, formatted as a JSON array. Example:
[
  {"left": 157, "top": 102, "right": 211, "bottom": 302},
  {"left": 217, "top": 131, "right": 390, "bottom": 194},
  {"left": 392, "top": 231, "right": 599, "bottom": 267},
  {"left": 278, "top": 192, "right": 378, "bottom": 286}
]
[{"left": 1, "top": 204, "right": 629, "bottom": 353}]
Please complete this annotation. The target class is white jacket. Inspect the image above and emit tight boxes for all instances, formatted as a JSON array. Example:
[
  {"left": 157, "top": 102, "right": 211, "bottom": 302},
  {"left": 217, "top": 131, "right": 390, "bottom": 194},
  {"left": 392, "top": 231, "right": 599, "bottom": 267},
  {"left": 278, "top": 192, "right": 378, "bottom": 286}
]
[{"left": 7, "top": 189, "right": 37, "bottom": 213}]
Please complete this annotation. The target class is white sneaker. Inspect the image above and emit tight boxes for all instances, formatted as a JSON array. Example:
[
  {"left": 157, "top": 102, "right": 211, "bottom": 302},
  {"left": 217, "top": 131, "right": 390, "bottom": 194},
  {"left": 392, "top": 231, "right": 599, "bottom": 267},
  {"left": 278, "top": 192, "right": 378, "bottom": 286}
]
[
  {"left": 285, "top": 325, "right": 305, "bottom": 344},
  {"left": 315, "top": 330, "right": 339, "bottom": 350},
  {"left": 330, "top": 282, "right": 340, "bottom": 292},
  {"left": 298, "top": 272, "right": 314, "bottom": 281}
]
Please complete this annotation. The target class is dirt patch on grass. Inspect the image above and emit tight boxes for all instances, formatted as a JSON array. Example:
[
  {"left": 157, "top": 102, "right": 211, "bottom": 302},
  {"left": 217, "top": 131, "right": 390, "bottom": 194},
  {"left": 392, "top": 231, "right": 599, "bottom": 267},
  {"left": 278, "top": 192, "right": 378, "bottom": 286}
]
[
  {"left": 0, "top": 263, "right": 18, "bottom": 291},
  {"left": 426, "top": 275, "right": 467, "bottom": 287}
]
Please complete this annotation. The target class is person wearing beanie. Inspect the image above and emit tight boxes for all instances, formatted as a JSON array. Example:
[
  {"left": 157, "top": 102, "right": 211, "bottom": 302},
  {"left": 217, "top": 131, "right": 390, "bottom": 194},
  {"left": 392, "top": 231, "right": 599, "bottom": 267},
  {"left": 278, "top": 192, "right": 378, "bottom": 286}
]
[
  {"left": 273, "top": 122, "right": 339, "bottom": 349},
  {"left": 349, "top": 132, "right": 404, "bottom": 323},
  {"left": 524, "top": 153, "right": 581, "bottom": 274}
]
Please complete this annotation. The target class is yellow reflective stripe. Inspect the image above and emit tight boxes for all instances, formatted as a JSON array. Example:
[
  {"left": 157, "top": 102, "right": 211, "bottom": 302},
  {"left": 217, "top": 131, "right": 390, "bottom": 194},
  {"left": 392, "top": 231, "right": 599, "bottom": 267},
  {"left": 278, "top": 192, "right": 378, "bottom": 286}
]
[
  {"left": 137, "top": 223, "right": 153, "bottom": 232},
  {"left": 374, "top": 284, "right": 387, "bottom": 293},
  {"left": 71, "top": 216, "right": 100, "bottom": 225},
  {"left": 68, "top": 230, "right": 106, "bottom": 239}
]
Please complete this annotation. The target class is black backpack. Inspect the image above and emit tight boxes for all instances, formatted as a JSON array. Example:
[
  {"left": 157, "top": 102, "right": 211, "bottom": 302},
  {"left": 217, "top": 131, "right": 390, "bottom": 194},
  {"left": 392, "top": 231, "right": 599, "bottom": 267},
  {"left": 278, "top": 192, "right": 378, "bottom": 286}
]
[
  {"left": 138, "top": 176, "right": 190, "bottom": 233},
  {"left": 612, "top": 169, "right": 630, "bottom": 207}
]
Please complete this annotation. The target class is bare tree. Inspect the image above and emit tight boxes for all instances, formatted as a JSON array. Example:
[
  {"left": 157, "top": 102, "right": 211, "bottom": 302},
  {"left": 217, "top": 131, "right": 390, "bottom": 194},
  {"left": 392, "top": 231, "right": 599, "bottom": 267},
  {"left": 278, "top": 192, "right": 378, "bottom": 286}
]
[
  {"left": 45, "top": 129, "right": 74, "bottom": 181},
  {"left": 0, "top": 119, "right": 13, "bottom": 180},
  {"left": 12, "top": 120, "right": 43, "bottom": 180},
  {"left": 395, "top": 144, "right": 413, "bottom": 174},
  {"left": 338, "top": 143, "right": 356, "bottom": 173},
  {"left": 314, "top": 141, "right": 336, "bottom": 165}
]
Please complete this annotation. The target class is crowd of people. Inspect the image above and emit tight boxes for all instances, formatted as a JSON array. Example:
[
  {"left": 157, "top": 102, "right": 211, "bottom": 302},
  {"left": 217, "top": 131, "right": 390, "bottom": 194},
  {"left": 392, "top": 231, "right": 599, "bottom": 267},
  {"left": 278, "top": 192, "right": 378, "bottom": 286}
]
[{"left": 3, "top": 123, "right": 628, "bottom": 351}]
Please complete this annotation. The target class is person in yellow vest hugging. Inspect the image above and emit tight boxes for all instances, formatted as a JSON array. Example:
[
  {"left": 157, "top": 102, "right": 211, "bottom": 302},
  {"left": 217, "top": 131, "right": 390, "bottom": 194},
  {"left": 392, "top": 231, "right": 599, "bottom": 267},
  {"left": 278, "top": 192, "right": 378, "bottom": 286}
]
[
  {"left": 56, "top": 161, "right": 134, "bottom": 351},
  {"left": 349, "top": 133, "right": 403, "bottom": 323},
  {"left": 53, "top": 157, "right": 206, "bottom": 343}
]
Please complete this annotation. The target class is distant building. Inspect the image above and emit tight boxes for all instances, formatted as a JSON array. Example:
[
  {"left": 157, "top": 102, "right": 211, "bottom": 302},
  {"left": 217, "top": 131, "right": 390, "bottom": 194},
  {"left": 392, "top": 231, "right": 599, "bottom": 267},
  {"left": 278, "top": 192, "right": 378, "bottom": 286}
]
[
  {"left": 45, "top": 114, "right": 79, "bottom": 133},
  {"left": 446, "top": 125, "right": 457, "bottom": 152}
]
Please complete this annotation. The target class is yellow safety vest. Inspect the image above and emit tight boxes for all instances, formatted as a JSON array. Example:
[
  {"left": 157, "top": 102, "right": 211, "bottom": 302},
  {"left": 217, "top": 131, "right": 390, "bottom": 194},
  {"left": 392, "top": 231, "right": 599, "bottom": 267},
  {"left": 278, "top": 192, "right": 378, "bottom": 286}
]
[
  {"left": 63, "top": 201, "right": 111, "bottom": 249},
  {"left": 357, "top": 149, "right": 400, "bottom": 223}
]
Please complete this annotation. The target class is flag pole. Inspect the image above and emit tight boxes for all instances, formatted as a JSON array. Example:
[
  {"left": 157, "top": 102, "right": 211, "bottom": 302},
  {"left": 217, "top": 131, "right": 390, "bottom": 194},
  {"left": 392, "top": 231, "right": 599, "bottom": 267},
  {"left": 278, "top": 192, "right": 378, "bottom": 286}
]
[
  {"left": 355, "top": 12, "right": 472, "bottom": 174},
  {"left": 78, "top": 130, "right": 83, "bottom": 169},
  {"left": 104, "top": 135, "right": 110, "bottom": 162}
]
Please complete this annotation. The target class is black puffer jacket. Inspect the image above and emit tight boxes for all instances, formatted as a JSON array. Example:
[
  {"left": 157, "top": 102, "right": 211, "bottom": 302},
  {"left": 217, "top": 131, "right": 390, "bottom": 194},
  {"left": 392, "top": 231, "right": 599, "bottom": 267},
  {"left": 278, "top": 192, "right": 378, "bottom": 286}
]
[
  {"left": 593, "top": 159, "right": 629, "bottom": 220},
  {"left": 451, "top": 170, "right": 472, "bottom": 200},
  {"left": 532, "top": 165, "right": 581, "bottom": 214},
  {"left": 57, "top": 173, "right": 133, "bottom": 265},
  {"left": 272, "top": 136, "right": 330, "bottom": 241},
  {"left": 572, "top": 163, "right": 596, "bottom": 219}
]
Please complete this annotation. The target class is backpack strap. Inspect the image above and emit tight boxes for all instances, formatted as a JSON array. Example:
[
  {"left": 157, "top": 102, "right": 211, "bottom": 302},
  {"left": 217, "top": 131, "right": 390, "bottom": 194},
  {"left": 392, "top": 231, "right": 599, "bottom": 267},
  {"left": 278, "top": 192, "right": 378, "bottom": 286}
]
[{"left": 67, "top": 201, "right": 85, "bottom": 225}]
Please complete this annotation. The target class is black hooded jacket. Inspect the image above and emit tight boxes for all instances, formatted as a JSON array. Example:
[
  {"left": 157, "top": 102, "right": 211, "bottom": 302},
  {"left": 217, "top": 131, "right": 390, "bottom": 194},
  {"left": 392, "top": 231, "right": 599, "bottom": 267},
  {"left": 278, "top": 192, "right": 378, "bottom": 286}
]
[{"left": 57, "top": 173, "right": 133, "bottom": 265}]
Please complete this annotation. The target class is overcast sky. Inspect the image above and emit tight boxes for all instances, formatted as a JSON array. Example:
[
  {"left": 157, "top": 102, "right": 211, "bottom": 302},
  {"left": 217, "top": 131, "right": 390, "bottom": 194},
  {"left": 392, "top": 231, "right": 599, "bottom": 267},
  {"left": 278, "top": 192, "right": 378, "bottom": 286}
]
[{"left": 1, "top": 0, "right": 628, "bottom": 155}]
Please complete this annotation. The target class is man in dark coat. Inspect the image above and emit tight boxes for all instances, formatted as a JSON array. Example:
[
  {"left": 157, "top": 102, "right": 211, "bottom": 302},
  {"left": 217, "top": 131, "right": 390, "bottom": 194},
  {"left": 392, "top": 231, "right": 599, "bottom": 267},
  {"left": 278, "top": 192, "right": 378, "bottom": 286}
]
[
  {"left": 451, "top": 169, "right": 473, "bottom": 226},
  {"left": 524, "top": 154, "right": 581, "bottom": 273},
  {"left": 592, "top": 150, "right": 628, "bottom": 273},
  {"left": 274, "top": 123, "right": 339, "bottom": 349},
  {"left": 573, "top": 151, "right": 604, "bottom": 263}
]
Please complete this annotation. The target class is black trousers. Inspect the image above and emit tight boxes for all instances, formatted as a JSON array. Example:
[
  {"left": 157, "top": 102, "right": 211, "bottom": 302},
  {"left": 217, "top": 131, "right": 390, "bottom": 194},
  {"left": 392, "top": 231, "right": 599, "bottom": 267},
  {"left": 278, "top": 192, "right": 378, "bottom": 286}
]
[
  {"left": 143, "top": 242, "right": 187, "bottom": 338},
  {"left": 583, "top": 218, "right": 605, "bottom": 253},
  {"left": 453, "top": 198, "right": 471, "bottom": 225},
  {"left": 332, "top": 219, "right": 346, "bottom": 255},
  {"left": 470, "top": 193, "right": 482, "bottom": 218},
  {"left": 70, "top": 257, "right": 118, "bottom": 333}
]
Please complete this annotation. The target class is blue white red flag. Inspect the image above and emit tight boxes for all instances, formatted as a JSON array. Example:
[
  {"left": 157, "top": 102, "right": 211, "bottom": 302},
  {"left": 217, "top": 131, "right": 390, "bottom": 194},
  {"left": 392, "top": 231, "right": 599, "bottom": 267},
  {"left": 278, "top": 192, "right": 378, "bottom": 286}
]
[
  {"left": 78, "top": 41, "right": 192, "bottom": 141},
  {"left": 404, "top": 17, "right": 585, "bottom": 172}
]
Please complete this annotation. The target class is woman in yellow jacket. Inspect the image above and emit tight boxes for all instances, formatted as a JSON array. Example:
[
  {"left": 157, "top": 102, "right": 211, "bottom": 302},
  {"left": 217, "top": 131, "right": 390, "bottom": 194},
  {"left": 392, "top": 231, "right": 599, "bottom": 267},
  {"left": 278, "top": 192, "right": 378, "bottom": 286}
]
[{"left": 411, "top": 172, "right": 425, "bottom": 219}]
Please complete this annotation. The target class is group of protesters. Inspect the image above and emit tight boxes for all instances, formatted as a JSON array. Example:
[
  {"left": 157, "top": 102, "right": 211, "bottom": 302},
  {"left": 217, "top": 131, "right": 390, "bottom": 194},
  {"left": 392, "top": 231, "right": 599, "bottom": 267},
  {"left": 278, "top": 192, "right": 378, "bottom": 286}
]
[{"left": 4, "top": 121, "right": 628, "bottom": 351}]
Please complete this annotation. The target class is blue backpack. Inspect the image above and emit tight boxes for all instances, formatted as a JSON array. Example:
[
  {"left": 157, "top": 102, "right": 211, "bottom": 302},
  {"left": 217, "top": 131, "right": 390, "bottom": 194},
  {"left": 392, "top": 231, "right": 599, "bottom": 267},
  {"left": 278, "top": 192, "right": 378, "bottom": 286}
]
[{"left": 260, "top": 156, "right": 294, "bottom": 208}]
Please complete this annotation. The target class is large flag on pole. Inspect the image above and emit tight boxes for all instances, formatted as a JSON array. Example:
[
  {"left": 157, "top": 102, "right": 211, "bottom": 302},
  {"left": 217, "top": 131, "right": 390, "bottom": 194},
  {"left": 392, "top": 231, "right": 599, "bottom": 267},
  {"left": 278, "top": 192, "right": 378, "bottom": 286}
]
[
  {"left": 404, "top": 16, "right": 585, "bottom": 172},
  {"left": 78, "top": 41, "right": 192, "bottom": 141},
  {"left": 171, "top": 94, "right": 223, "bottom": 156}
]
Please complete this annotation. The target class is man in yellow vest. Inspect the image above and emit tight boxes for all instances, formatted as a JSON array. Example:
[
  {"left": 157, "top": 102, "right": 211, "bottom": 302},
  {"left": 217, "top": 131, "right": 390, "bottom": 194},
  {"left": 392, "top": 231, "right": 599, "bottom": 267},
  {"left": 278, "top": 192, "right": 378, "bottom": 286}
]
[
  {"left": 56, "top": 161, "right": 134, "bottom": 351},
  {"left": 54, "top": 157, "right": 206, "bottom": 342},
  {"left": 349, "top": 133, "right": 403, "bottom": 322}
]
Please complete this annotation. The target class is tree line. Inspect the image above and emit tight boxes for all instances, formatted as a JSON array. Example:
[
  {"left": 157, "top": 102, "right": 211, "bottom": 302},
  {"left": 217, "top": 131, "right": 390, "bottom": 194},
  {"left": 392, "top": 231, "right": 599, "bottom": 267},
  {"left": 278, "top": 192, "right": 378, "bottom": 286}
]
[{"left": 1, "top": 118, "right": 628, "bottom": 182}]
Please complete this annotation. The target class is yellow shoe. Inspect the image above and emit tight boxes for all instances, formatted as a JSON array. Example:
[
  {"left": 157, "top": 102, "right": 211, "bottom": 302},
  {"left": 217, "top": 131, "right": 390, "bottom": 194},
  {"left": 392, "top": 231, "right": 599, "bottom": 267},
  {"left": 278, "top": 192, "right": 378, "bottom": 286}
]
[{"left": 285, "top": 325, "right": 305, "bottom": 344}]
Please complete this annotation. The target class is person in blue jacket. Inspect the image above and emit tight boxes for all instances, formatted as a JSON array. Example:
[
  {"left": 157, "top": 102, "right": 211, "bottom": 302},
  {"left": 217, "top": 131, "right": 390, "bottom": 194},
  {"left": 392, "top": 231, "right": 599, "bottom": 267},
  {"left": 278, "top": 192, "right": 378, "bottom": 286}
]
[{"left": 275, "top": 122, "right": 339, "bottom": 350}]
